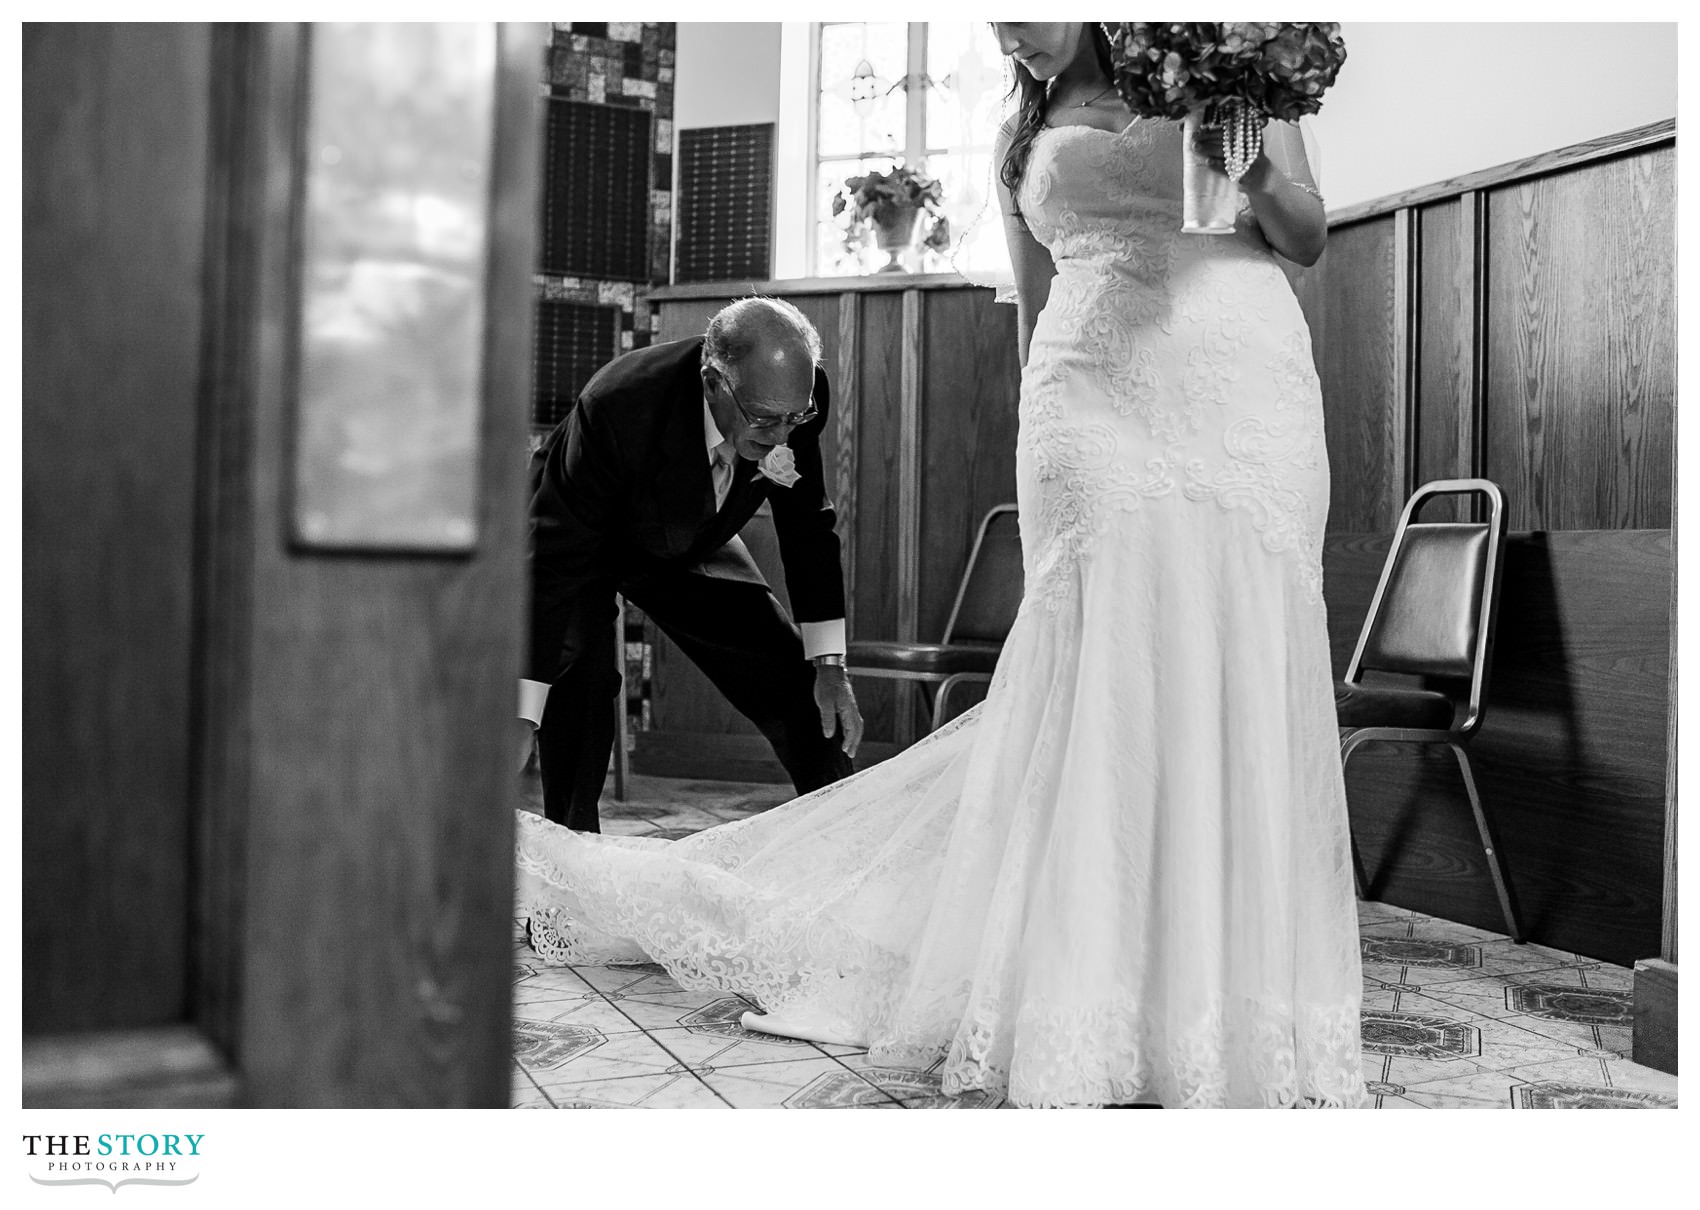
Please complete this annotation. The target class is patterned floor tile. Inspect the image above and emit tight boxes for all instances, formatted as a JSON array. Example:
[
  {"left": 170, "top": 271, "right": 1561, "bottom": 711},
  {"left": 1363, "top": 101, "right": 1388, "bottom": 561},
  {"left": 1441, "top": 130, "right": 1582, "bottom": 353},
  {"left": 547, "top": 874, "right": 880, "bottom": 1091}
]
[
  {"left": 811, "top": 1041, "right": 872, "bottom": 1057},
  {"left": 821, "top": 1051, "right": 1005, "bottom": 1106},
  {"left": 1383, "top": 1070, "right": 1527, "bottom": 1109},
  {"left": 699, "top": 795, "right": 787, "bottom": 822},
  {"left": 542, "top": 1071, "right": 731, "bottom": 1109},
  {"left": 1498, "top": 1054, "right": 1678, "bottom": 1099},
  {"left": 521, "top": 1025, "right": 690, "bottom": 1089},
  {"left": 513, "top": 961, "right": 595, "bottom": 995},
  {"left": 1358, "top": 915, "right": 1514, "bottom": 946},
  {"left": 699, "top": 1056, "right": 901, "bottom": 1108},
  {"left": 512, "top": 1018, "right": 615, "bottom": 1073},
  {"left": 515, "top": 987, "right": 648, "bottom": 1033},
  {"left": 598, "top": 986, "right": 748, "bottom": 1031},
  {"left": 597, "top": 988, "right": 732, "bottom": 1029},
  {"left": 1359, "top": 977, "right": 1456, "bottom": 1014},
  {"left": 570, "top": 963, "right": 686, "bottom": 998},
  {"left": 1364, "top": 1003, "right": 1580, "bottom": 1085},
  {"left": 1404, "top": 965, "right": 1636, "bottom": 1046},
  {"left": 1360, "top": 934, "right": 1489, "bottom": 975},
  {"left": 1514, "top": 1081, "right": 1677, "bottom": 1109},
  {"left": 638, "top": 810, "right": 730, "bottom": 837},
  {"left": 1355, "top": 900, "right": 1428, "bottom": 925},
  {"left": 644, "top": 1023, "right": 825, "bottom": 1071},
  {"left": 511, "top": 1065, "right": 552, "bottom": 1108},
  {"left": 851, "top": 1064, "right": 1008, "bottom": 1109},
  {"left": 1358, "top": 928, "right": 1582, "bottom": 985}
]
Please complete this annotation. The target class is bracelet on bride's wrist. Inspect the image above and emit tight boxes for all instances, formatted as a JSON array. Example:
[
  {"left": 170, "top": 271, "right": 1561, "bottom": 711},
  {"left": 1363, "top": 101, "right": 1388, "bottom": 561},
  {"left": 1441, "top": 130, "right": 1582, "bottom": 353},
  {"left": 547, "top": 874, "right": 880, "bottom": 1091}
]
[{"left": 1285, "top": 176, "right": 1325, "bottom": 203}]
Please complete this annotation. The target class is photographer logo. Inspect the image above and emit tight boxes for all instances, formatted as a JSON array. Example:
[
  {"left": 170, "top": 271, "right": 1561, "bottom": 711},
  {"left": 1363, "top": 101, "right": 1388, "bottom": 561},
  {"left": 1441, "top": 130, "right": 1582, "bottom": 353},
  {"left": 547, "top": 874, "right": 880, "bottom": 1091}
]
[{"left": 22, "top": 1133, "right": 203, "bottom": 1193}]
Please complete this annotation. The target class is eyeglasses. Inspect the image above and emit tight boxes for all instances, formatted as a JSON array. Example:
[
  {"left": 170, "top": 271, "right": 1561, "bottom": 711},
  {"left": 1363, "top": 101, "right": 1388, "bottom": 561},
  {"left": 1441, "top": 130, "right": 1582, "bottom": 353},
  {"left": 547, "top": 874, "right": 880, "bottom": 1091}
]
[{"left": 722, "top": 375, "right": 818, "bottom": 432}]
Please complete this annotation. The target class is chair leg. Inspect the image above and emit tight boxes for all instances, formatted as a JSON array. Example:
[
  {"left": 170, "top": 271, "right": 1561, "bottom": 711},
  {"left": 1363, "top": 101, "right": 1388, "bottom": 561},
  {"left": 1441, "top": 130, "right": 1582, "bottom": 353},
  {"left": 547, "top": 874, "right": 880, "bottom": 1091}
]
[
  {"left": 1448, "top": 742, "right": 1522, "bottom": 943},
  {"left": 912, "top": 683, "right": 936, "bottom": 734},
  {"left": 613, "top": 597, "right": 631, "bottom": 801},
  {"left": 931, "top": 680, "right": 953, "bottom": 732},
  {"left": 1338, "top": 734, "right": 1371, "bottom": 901}
]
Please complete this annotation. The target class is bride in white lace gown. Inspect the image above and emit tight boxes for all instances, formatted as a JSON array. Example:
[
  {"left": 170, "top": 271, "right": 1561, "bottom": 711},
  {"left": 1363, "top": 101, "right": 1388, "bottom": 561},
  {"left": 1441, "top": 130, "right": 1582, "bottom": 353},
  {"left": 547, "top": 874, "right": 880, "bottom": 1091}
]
[{"left": 517, "top": 21, "right": 1365, "bottom": 1108}]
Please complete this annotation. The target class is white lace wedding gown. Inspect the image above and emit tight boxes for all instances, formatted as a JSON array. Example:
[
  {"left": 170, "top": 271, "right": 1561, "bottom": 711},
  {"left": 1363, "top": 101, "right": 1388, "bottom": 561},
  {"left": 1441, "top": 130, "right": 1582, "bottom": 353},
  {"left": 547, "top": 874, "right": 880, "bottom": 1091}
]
[{"left": 517, "top": 117, "right": 1366, "bottom": 1109}]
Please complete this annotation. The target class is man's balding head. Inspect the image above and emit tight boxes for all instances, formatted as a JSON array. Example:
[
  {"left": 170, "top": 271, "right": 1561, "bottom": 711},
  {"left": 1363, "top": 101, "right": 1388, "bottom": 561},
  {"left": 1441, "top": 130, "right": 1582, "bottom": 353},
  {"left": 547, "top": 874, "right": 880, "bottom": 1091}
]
[{"left": 701, "top": 297, "right": 824, "bottom": 462}]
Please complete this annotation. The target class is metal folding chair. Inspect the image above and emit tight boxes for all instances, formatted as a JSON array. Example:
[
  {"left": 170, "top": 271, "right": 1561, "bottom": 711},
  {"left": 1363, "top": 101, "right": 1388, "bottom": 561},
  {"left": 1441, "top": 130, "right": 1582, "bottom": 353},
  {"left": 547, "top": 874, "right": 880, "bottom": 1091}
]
[
  {"left": 847, "top": 504, "right": 1022, "bottom": 731},
  {"left": 1335, "top": 478, "right": 1522, "bottom": 941}
]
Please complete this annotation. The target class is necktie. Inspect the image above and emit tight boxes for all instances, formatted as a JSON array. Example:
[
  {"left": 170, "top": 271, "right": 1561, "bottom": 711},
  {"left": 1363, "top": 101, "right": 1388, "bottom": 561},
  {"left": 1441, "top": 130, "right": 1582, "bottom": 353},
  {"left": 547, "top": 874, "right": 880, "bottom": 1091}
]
[{"left": 710, "top": 440, "right": 737, "bottom": 512}]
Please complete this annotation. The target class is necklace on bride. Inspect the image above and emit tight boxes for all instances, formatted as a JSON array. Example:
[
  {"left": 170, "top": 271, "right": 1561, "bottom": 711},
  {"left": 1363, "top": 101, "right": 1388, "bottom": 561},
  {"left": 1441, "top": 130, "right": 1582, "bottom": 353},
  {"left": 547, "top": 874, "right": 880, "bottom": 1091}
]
[{"left": 1069, "top": 84, "right": 1117, "bottom": 109}]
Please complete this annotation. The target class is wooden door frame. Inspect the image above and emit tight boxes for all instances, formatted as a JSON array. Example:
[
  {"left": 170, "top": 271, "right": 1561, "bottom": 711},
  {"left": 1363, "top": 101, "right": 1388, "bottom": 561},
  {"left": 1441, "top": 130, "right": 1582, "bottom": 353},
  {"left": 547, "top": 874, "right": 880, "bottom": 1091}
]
[{"left": 25, "top": 20, "right": 543, "bottom": 1109}]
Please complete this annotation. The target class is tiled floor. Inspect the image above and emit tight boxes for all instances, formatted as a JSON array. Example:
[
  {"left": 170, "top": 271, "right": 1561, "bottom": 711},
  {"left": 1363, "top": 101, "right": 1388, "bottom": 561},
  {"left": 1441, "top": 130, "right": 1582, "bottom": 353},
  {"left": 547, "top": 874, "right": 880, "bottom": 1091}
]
[{"left": 513, "top": 774, "right": 1677, "bottom": 1109}]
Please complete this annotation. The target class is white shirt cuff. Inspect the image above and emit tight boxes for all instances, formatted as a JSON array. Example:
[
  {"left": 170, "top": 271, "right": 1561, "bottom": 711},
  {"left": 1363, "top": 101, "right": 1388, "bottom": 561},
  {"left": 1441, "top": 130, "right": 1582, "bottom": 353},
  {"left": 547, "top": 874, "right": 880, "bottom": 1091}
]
[
  {"left": 518, "top": 679, "right": 551, "bottom": 728},
  {"left": 800, "top": 619, "right": 847, "bottom": 660}
]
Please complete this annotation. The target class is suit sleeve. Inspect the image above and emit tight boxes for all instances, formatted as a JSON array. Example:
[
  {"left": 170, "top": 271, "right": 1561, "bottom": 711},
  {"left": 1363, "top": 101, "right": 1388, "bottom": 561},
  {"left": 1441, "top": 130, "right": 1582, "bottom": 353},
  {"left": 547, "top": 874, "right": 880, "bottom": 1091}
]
[
  {"left": 769, "top": 366, "right": 847, "bottom": 627},
  {"left": 527, "top": 399, "right": 625, "bottom": 683}
]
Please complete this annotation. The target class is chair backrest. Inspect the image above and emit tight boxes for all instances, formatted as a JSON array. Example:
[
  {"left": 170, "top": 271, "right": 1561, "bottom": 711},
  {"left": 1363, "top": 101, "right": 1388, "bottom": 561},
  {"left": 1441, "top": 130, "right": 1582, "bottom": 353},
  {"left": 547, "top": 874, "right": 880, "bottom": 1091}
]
[
  {"left": 1346, "top": 480, "right": 1507, "bottom": 732},
  {"left": 941, "top": 505, "right": 1023, "bottom": 644}
]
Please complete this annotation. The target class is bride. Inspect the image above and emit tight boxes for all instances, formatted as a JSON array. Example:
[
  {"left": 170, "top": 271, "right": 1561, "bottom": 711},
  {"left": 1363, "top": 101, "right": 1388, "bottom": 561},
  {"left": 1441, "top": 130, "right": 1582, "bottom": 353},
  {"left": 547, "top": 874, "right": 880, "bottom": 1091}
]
[{"left": 516, "top": 21, "right": 1366, "bottom": 1109}]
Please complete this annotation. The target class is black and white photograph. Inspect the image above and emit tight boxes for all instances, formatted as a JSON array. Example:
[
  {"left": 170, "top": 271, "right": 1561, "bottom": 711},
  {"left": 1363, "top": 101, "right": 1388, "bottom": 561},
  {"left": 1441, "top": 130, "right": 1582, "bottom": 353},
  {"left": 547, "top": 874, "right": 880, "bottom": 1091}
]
[{"left": 12, "top": 7, "right": 1688, "bottom": 1195}]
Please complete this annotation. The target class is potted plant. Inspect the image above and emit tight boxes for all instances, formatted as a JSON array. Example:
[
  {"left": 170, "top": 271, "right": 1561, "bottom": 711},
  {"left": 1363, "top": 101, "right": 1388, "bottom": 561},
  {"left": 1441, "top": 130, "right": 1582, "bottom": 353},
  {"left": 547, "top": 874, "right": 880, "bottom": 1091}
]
[{"left": 832, "top": 163, "right": 952, "bottom": 273}]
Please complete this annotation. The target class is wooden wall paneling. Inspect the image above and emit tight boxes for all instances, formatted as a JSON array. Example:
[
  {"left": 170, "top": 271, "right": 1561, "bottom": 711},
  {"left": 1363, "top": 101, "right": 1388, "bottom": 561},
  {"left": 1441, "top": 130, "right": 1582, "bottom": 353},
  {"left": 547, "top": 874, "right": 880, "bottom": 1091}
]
[
  {"left": 851, "top": 291, "right": 908, "bottom": 747},
  {"left": 234, "top": 23, "right": 536, "bottom": 1106},
  {"left": 654, "top": 298, "right": 724, "bottom": 344},
  {"left": 1464, "top": 190, "right": 1490, "bottom": 517},
  {"left": 1414, "top": 197, "right": 1472, "bottom": 521},
  {"left": 1326, "top": 119, "right": 1674, "bottom": 227},
  {"left": 1325, "top": 530, "right": 1670, "bottom": 965},
  {"left": 192, "top": 21, "right": 265, "bottom": 1059},
  {"left": 1483, "top": 148, "right": 1675, "bottom": 531},
  {"left": 835, "top": 293, "right": 861, "bottom": 636},
  {"left": 1391, "top": 208, "right": 1417, "bottom": 505},
  {"left": 785, "top": 292, "right": 842, "bottom": 475},
  {"left": 917, "top": 288, "right": 1021, "bottom": 643},
  {"left": 22, "top": 21, "right": 210, "bottom": 1034},
  {"left": 1308, "top": 217, "right": 1402, "bottom": 533},
  {"left": 1661, "top": 396, "right": 1676, "bottom": 965},
  {"left": 1634, "top": 410, "right": 1675, "bottom": 1074},
  {"left": 892, "top": 289, "right": 924, "bottom": 744},
  {"left": 1663, "top": 564, "right": 1677, "bottom": 964}
]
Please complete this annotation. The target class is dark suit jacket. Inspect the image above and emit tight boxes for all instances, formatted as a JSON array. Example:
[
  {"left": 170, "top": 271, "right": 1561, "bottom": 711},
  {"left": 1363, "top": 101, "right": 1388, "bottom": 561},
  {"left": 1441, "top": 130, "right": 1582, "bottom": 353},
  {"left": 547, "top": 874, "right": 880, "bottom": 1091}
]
[{"left": 527, "top": 336, "right": 845, "bottom": 683}]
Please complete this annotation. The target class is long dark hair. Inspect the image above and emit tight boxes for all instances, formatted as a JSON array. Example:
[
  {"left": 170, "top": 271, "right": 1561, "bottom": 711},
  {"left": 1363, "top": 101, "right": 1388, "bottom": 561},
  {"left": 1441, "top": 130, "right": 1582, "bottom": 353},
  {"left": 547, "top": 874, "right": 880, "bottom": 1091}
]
[{"left": 999, "top": 23, "right": 1116, "bottom": 204}]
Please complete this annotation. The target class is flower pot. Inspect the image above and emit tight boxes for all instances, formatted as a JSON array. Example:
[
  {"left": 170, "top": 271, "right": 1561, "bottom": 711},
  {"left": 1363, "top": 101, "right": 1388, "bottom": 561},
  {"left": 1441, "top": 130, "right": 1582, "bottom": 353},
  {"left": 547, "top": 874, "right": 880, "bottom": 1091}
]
[
  {"left": 870, "top": 205, "right": 925, "bottom": 273},
  {"left": 1182, "top": 109, "right": 1240, "bottom": 236}
]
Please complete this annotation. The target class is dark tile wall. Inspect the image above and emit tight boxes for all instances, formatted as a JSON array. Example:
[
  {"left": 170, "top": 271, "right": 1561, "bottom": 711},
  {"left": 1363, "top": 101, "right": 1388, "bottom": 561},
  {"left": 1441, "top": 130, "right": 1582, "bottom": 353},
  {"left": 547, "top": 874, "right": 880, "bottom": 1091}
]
[
  {"left": 534, "top": 20, "right": 675, "bottom": 433},
  {"left": 533, "top": 23, "right": 677, "bottom": 748}
]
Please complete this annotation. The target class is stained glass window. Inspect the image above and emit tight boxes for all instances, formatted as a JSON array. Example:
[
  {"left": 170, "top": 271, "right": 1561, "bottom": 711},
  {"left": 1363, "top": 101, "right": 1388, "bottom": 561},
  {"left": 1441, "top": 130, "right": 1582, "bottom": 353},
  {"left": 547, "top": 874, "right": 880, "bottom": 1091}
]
[{"left": 811, "top": 22, "right": 1010, "bottom": 278}]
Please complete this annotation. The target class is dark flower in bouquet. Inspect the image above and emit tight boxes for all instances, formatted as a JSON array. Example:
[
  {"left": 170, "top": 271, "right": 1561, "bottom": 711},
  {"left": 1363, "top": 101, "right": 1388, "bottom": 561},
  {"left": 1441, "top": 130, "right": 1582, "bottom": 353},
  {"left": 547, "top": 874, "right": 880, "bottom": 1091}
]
[
  {"left": 832, "top": 163, "right": 952, "bottom": 254},
  {"left": 1106, "top": 22, "right": 1347, "bottom": 126}
]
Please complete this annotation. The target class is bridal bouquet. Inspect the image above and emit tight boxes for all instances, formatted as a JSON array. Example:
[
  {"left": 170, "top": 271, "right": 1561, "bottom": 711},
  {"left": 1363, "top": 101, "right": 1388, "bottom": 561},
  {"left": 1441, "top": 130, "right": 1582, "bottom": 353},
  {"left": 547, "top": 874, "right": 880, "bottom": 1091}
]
[{"left": 1105, "top": 22, "right": 1347, "bottom": 232}]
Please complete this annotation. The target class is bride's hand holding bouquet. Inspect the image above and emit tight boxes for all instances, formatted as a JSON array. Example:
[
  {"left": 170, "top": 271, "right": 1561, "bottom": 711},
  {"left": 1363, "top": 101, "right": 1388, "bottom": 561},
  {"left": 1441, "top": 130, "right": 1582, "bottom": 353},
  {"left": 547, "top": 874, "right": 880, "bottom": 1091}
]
[{"left": 1105, "top": 22, "right": 1348, "bottom": 234}]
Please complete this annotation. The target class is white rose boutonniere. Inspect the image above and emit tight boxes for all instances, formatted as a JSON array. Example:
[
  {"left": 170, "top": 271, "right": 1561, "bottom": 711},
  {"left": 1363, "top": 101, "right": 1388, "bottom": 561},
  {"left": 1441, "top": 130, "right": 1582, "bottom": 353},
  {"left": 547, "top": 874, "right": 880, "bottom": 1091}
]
[{"left": 757, "top": 444, "right": 802, "bottom": 489}]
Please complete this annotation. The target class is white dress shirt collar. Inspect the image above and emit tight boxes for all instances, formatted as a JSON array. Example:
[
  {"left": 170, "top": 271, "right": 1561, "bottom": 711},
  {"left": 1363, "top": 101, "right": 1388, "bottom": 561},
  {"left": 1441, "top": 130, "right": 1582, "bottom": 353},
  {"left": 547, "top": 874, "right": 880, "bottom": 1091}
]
[{"left": 703, "top": 400, "right": 728, "bottom": 460}]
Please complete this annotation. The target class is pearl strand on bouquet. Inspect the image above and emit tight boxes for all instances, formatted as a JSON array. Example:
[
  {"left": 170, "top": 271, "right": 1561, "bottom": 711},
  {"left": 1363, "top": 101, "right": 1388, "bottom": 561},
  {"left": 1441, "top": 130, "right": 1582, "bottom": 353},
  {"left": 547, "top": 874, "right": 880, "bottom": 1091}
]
[{"left": 1219, "top": 98, "right": 1263, "bottom": 182}]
